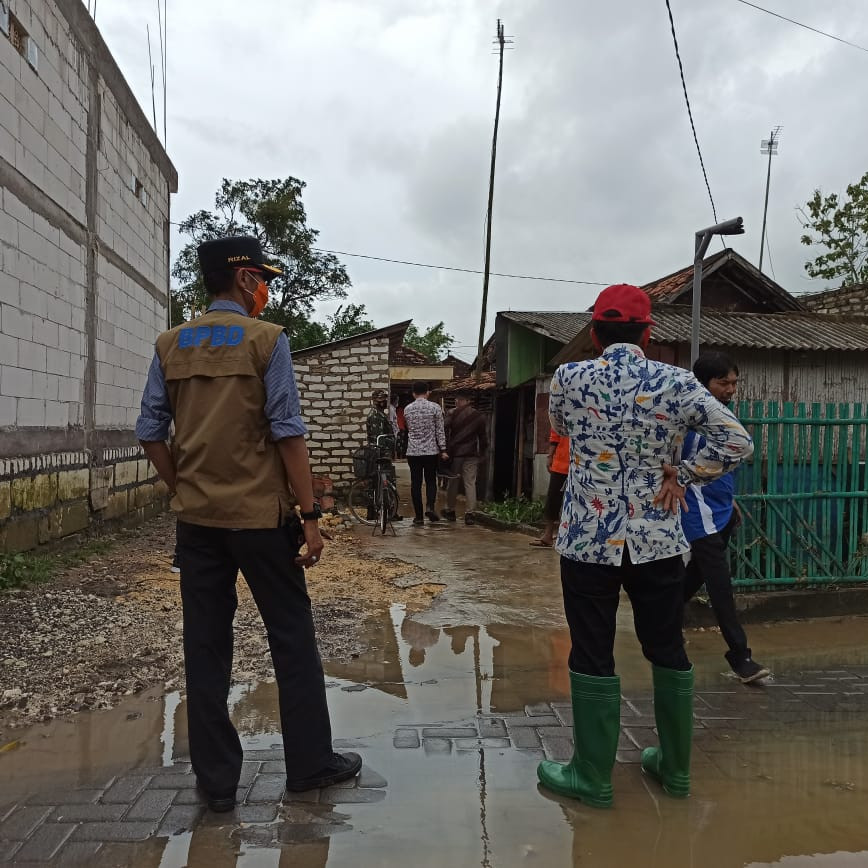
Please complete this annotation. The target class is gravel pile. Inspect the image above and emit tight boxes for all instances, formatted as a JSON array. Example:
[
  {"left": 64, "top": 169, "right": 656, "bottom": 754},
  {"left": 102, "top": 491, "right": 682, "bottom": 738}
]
[{"left": 0, "top": 513, "right": 442, "bottom": 738}]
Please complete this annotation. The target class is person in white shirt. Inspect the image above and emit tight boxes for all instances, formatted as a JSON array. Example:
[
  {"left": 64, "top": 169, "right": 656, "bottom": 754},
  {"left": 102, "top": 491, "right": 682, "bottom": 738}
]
[{"left": 403, "top": 381, "right": 448, "bottom": 525}]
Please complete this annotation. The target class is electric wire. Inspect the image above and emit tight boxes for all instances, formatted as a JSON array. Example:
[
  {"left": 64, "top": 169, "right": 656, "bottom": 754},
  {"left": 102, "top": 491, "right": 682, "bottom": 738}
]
[
  {"left": 311, "top": 248, "right": 611, "bottom": 286},
  {"left": 733, "top": 0, "right": 868, "bottom": 54},
  {"left": 664, "top": 0, "right": 719, "bottom": 224}
]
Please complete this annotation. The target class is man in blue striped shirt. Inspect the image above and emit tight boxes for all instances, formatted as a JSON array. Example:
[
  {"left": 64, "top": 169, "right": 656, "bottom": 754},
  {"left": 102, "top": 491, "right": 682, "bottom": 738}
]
[{"left": 682, "top": 352, "right": 769, "bottom": 684}]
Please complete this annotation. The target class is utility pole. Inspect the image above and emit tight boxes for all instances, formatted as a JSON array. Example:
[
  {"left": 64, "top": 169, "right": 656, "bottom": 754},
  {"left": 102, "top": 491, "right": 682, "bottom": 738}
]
[
  {"left": 758, "top": 126, "right": 781, "bottom": 273},
  {"left": 475, "top": 20, "right": 507, "bottom": 381}
]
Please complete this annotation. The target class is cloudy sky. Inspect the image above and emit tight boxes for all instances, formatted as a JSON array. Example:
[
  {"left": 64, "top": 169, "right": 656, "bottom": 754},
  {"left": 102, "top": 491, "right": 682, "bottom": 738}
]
[{"left": 94, "top": 0, "right": 868, "bottom": 360}]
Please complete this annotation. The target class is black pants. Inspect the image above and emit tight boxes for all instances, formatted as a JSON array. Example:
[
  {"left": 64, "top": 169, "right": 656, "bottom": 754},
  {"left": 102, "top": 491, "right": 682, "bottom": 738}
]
[
  {"left": 560, "top": 553, "right": 691, "bottom": 676},
  {"left": 543, "top": 471, "right": 568, "bottom": 523},
  {"left": 407, "top": 455, "right": 438, "bottom": 519},
  {"left": 683, "top": 514, "right": 750, "bottom": 666},
  {"left": 176, "top": 519, "right": 333, "bottom": 797}
]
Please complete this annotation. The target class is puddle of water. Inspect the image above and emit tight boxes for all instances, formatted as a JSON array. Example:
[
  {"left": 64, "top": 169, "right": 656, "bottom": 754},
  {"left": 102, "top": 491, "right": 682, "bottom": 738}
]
[{"left": 7, "top": 507, "right": 868, "bottom": 865}]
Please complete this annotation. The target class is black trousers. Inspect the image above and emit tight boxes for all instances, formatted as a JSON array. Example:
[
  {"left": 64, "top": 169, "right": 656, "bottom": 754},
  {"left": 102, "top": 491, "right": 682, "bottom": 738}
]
[
  {"left": 176, "top": 519, "right": 333, "bottom": 797},
  {"left": 560, "top": 553, "right": 691, "bottom": 676},
  {"left": 683, "top": 514, "right": 750, "bottom": 666},
  {"left": 407, "top": 455, "right": 439, "bottom": 519},
  {"left": 543, "top": 471, "right": 568, "bottom": 523}
]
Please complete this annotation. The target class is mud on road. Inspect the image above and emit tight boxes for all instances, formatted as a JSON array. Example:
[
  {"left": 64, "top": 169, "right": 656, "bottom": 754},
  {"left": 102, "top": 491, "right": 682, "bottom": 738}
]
[{"left": 0, "top": 513, "right": 443, "bottom": 740}]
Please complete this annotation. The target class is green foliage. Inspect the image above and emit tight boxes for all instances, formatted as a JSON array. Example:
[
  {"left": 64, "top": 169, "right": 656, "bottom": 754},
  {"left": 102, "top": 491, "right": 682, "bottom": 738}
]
[
  {"left": 799, "top": 171, "right": 868, "bottom": 285},
  {"left": 0, "top": 552, "right": 52, "bottom": 591},
  {"left": 480, "top": 495, "right": 544, "bottom": 525},
  {"left": 172, "top": 177, "right": 351, "bottom": 344},
  {"left": 0, "top": 539, "right": 115, "bottom": 593},
  {"left": 404, "top": 321, "right": 455, "bottom": 363}
]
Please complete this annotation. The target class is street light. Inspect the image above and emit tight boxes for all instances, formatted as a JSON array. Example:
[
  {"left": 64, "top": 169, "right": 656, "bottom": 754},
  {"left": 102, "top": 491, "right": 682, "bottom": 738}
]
[{"left": 691, "top": 217, "right": 745, "bottom": 365}]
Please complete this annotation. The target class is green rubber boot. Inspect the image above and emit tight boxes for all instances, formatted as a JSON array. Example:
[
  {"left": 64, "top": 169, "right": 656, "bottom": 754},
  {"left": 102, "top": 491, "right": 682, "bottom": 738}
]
[
  {"left": 641, "top": 664, "right": 694, "bottom": 798},
  {"left": 537, "top": 670, "right": 621, "bottom": 808}
]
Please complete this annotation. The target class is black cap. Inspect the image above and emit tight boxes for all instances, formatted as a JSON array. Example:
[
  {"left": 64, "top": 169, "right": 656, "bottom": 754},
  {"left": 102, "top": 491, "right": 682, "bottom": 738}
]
[{"left": 197, "top": 235, "right": 283, "bottom": 282}]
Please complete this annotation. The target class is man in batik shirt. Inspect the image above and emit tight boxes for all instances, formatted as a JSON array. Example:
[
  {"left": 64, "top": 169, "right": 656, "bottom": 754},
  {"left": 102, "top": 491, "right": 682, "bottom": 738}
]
[{"left": 537, "top": 284, "right": 753, "bottom": 808}]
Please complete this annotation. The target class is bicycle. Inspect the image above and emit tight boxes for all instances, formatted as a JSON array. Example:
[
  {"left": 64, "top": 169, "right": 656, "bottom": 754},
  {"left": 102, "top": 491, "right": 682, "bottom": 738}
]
[{"left": 348, "top": 434, "right": 399, "bottom": 535}]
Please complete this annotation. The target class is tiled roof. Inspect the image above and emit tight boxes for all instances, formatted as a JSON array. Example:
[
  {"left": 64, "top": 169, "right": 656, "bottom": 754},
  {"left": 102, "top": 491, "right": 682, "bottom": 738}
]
[
  {"left": 498, "top": 311, "right": 593, "bottom": 344},
  {"left": 292, "top": 320, "right": 411, "bottom": 359},
  {"left": 391, "top": 344, "right": 431, "bottom": 365},
  {"left": 434, "top": 371, "right": 498, "bottom": 393},
  {"left": 551, "top": 309, "right": 868, "bottom": 366},
  {"left": 641, "top": 249, "right": 802, "bottom": 311}
]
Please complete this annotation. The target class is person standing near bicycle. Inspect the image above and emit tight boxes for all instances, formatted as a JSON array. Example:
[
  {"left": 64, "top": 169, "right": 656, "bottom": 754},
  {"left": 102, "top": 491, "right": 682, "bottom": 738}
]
[
  {"left": 404, "top": 381, "right": 448, "bottom": 525},
  {"left": 366, "top": 389, "right": 401, "bottom": 520}
]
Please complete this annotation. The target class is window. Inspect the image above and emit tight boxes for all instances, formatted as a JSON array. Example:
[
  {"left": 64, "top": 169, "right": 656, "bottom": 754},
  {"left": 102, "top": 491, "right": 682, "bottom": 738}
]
[{"left": 4, "top": 6, "right": 38, "bottom": 72}]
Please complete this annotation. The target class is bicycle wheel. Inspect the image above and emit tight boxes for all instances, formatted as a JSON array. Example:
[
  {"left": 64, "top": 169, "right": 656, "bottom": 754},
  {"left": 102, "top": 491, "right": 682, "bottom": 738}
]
[
  {"left": 379, "top": 483, "right": 396, "bottom": 534},
  {"left": 348, "top": 479, "right": 375, "bottom": 525}
]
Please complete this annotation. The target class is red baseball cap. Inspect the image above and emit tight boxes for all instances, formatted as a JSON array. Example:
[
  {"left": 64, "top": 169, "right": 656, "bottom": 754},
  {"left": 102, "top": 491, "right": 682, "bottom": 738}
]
[{"left": 591, "top": 284, "right": 655, "bottom": 325}]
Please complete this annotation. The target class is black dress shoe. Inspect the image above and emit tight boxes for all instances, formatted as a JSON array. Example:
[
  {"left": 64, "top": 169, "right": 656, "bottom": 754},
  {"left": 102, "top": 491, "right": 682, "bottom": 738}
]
[
  {"left": 425, "top": 510, "right": 440, "bottom": 522},
  {"left": 197, "top": 785, "right": 236, "bottom": 812},
  {"left": 207, "top": 794, "right": 236, "bottom": 813},
  {"left": 285, "top": 751, "right": 362, "bottom": 792}
]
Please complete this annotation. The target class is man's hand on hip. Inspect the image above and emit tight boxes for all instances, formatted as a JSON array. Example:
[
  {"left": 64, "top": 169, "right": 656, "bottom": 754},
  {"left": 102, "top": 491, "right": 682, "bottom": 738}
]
[{"left": 654, "top": 464, "right": 688, "bottom": 516}]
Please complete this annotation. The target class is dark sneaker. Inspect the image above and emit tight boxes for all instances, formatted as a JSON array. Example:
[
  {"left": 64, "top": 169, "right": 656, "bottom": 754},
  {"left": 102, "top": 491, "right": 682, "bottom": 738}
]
[
  {"left": 392, "top": 514, "right": 404, "bottom": 522},
  {"left": 170, "top": 553, "right": 180, "bottom": 574},
  {"left": 285, "top": 751, "right": 362, "bottom": 792},
  {"left": 464, "top": 514, "right": 476, "bottom": 526},
  {"left": 732, "top": 658, "right": 770, "bottom": 684},
  {"left": 442, "top": 509, "right": 457, "bottom": 522},
  {"left": 412, "top": 517, "right": 424, "bottom": 526},
  {"left": 425, "top": 510, "right": 440, "bottom": 522}
]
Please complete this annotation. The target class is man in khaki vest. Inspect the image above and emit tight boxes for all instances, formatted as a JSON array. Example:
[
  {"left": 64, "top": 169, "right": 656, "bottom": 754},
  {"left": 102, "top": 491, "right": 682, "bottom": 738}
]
[{"left": 136, "top": 236, "right": 361, "bottom": 812}]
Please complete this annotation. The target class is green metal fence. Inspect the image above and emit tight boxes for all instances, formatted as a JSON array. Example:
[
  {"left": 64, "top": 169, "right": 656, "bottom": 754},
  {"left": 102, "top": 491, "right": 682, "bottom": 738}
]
[{"left": 732, "top": 402, "right": 868, "bottom": 590}]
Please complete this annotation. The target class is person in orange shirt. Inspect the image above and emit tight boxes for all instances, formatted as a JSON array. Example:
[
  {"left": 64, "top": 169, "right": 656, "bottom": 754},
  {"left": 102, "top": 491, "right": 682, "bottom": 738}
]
[{"left": 531, "top": 429, "right": 570, "bottom": 547}]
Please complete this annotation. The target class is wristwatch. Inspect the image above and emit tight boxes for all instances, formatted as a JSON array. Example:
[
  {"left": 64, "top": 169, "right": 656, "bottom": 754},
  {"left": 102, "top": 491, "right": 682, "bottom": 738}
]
[{"left": 300, "top": 503, "right": 323, "bottom": 521}]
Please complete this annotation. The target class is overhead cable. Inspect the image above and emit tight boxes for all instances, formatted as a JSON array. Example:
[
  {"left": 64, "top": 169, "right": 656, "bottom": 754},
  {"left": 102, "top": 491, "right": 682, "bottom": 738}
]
[
  {"left": 664, "top": 0, "right": 719, "bottom": 224},
  {"left": 312, "top": 248, "right": 611, "bottom": 286},
  {"left": 733, "top": 0, "right": 868, "bottom": 54}
]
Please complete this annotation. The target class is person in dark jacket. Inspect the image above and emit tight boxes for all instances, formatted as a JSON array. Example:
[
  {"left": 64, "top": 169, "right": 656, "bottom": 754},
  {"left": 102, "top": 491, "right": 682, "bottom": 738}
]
[{"left": 443, "top": 392, "right": 488, "bottom": 525}]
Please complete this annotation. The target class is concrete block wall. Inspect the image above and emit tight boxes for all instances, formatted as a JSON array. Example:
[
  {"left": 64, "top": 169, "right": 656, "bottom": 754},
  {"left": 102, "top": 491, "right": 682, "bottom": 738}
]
[
  {"left": 293, "top": 335, "right": 391, "bottom": 487},
  {"left": 0, "top": 0, "right": 178, "bottom": 547},
  {"left": 0, "top": 447, "right": 166, "bottom": 552},
  {"left": 801, "top": 284, "right": 868, "bottom": 319}
]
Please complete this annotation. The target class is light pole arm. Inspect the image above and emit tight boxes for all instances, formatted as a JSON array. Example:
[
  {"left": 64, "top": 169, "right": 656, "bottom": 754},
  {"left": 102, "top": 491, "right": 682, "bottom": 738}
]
[{"left": 690, "top": 217, "right": 745, "bottom": 365}]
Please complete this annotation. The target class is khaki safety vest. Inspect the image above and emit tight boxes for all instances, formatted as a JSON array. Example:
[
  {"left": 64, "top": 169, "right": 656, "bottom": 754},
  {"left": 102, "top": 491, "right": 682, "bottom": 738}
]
[{"left": 155, "top": 309, "right": 294, "bottom": 528}]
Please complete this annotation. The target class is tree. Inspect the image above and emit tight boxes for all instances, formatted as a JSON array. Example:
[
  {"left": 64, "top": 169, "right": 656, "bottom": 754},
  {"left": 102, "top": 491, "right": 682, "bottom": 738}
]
[
  {"left": 172, "top": 178, "right": 351, "bottom": 341},
  {"left": 403, "top": 322, "right": 455, "bottom": 362},
  {"left": 799, "top": 171, "right": 868, "bottom": 286},
  {"left": 290, "top": 303, "right": 376, "bottom": 351}
]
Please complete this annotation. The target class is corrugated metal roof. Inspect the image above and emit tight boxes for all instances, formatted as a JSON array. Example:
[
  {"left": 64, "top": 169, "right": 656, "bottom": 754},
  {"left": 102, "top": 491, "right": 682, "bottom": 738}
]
[
  {"left": 551, "top": 309, "right": 868, "bottom": 366},
  {"left": 647, "top": 309, "right": 868, "bottom": 350},
  {"left": 498, "top": 311, "right": 593, "bottom": 344}
]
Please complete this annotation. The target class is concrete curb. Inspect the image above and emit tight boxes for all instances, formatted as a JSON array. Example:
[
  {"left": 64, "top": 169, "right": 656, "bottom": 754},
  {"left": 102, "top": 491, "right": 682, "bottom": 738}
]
[
  {"left": 470, "top": 512, "right": 541, "bottom": 538},
  {"left": 685, "top": 585, "right": 868, "bottom": 626}
]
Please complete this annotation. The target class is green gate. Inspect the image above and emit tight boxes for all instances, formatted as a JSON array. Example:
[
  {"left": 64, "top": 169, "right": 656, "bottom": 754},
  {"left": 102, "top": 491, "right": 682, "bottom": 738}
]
[{"left": 731, "top": 402, "right": 868, "bottom": 589}]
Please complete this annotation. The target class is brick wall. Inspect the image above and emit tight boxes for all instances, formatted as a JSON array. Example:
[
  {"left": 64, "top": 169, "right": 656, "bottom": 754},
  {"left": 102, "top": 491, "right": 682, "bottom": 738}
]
[
  {"left": 0, "top": 0, "right": 177, "bottom": 547},
  {"left": 293, "top": 335, "right": 391, "bottom": 487},
  {"left": 800, "top": 284, "right": 868, "bottom": 319}
]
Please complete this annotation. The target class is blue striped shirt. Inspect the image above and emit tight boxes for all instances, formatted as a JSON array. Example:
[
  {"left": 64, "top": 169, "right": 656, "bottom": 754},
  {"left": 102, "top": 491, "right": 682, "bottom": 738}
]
[{"left": 135, "top": 300, "right": 306, "bottom": 442}]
